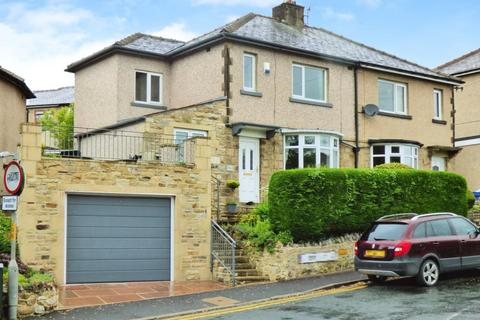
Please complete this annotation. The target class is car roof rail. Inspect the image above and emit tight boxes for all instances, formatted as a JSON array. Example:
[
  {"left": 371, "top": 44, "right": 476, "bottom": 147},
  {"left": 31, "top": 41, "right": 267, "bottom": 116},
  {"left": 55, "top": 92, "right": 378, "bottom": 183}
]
[
  {"left": 411, "top": 212, "right": 458, "bottom": 220},
  {"left": 377, "top": 213, "right": 418, "bottom": 221}
]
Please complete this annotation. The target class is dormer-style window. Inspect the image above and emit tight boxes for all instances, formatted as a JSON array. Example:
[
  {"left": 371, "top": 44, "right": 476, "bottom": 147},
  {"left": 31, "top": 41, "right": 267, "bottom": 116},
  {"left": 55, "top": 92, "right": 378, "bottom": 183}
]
[
  {"left": 243, "top": 53, "right": 256, "bottom": 91},
  {"left": 378, "top": 79, "right": 407, "bottom": 115},
  {"left": 292, "top": 64, "right": 327, "bottom": 103},
  {"left": 135, "top": 71, "right": 162, "bottom": 105}
]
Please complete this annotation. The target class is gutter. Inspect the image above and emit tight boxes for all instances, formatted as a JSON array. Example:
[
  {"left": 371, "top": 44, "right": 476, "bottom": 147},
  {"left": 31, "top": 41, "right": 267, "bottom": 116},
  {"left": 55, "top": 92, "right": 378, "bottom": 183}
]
[{"left": 359, "top": 64, "right": 463, "bottom": 86}]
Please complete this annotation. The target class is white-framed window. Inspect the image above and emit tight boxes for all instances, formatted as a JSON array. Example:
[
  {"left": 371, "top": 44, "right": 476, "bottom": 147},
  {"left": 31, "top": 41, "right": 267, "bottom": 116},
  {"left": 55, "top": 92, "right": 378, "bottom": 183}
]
[
  {"left": 371, "top": 144, "right": 419, "bottom": 168},
  {"left": 378, "top": 79, "right": 407, "bottom": 114},
  {"left": 135, "top": 71, "right": 163, "bottom": 105},
  {"left": 35, "top": 111, "right": 44, "bottom": 122},
  {"left": 243, "top": 53, "right": 256, "bottom": 91},
  {"left": 174, "top": 128, "right": 207, "bottom": 161},
  {"left": 292, "top": 64, "right": 327, "bottom": 103},
  {"left": 433, "top": 89, "right": 442, "bottom": 120},
  {"left": 284, "top": 133, "right": 339, "bottom": 169}
]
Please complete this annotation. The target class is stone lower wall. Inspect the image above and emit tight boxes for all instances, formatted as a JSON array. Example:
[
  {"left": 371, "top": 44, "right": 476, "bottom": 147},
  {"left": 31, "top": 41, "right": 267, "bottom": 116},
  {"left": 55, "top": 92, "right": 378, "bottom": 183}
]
[
  {"left": 18, "top": 125, "right": 214, "bottom": 284},
  {"left": 17, "top": 283, "right": 58, "bottom": 317},
  {"left": 252, "top": 236, "right": 357, "bottom": 281}
]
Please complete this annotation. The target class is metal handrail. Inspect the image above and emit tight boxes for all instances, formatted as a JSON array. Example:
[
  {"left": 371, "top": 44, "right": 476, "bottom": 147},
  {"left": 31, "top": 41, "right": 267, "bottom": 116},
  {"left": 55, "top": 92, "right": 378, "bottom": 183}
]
[{"left": 211, "top": 220, "right": 236, "bottom": 286}]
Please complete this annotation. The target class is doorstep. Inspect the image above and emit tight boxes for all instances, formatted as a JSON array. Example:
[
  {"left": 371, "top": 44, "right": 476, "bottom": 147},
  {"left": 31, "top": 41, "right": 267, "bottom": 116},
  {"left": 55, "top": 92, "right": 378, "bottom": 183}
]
[{"left": 58, "top": 281, "right": 229, "bottom": 310}]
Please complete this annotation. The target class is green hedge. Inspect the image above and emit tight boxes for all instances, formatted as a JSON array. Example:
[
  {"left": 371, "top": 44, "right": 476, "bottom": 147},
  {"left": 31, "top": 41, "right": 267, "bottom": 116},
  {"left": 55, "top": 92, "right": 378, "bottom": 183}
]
[
  {"left": 0, "top": 213, "right": 11, "bottom": 254},
  {"left": 268, "top": 168, "right": 468, "bottom": 242}
]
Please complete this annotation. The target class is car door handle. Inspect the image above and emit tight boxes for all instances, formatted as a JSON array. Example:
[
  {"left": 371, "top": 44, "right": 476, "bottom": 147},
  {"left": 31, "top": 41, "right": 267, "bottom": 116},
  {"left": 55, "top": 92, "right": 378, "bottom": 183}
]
[{"left": 433, "top": 242, "right": 440, "bottom": 245}]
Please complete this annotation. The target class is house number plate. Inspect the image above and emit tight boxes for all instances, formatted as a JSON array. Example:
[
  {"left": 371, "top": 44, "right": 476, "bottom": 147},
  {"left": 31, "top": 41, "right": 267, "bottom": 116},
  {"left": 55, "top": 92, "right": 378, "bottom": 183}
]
[{"left": 298, "top": 251, "right": 338, "bottom": 264}]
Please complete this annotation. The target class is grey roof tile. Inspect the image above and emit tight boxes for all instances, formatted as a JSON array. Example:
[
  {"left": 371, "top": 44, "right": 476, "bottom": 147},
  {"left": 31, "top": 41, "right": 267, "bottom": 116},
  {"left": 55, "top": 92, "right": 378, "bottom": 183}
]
[
  {"left": 436, "top": 48, "right": 480, "bottom": 75},
  {"left": 229, "top": 15, "right": 445, "bottom": 78},
  {"left": 121, "top": 33, "right": 184, "bottom": 55},
  {"left": 27, "top": 86, "right": 74, "bottom": 107}
]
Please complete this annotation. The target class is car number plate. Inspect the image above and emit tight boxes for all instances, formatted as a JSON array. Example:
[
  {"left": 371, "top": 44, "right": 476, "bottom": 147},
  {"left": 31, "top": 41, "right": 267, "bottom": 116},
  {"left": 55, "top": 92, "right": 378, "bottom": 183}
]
[{"left": 364, "top": 250, "right": 386, "bottom": 258}]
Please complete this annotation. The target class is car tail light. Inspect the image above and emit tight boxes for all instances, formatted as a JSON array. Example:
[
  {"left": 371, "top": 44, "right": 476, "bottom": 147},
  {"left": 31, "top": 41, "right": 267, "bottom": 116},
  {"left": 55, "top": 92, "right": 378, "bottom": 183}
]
[
  {"left": 354, "top": 242, "right": 359, "bottom": 256},
  {"left": 394, "top": 241, "right": 412, "bottom": 257}
]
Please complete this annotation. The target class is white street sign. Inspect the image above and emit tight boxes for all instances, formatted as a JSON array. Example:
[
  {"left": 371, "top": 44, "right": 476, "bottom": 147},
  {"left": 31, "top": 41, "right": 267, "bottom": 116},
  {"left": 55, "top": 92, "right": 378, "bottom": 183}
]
[
  {"left": 2, "top": 196, "right": 18, "bottom": 211},
  {"left": 298, "top": 251, "right": 338, "bottom": 264}
]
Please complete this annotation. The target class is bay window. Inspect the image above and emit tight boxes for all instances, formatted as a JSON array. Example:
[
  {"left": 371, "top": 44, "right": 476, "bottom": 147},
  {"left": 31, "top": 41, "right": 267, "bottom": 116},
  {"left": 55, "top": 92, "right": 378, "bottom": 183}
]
[
  {"left": 284, "top": 133, "right": 339, "bottom": 169},
  {"left": 371, "top": 144, "right": 418, "bottom": 168}
]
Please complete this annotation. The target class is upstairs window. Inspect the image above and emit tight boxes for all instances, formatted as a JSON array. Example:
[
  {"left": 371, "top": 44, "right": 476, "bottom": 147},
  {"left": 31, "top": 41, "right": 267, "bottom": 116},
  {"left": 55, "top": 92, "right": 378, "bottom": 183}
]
[
  {"left": 378, "top": 79, "right": 407, "bottom": 114},
  {"left": 371, "top": 144, "right": 418, "bottom": 168},
  {"left": 135, "top": 71, "right": 162, "bottom": 105},
  {"left": 243, "top": 53, "right": 256, "bottom": 91},
  {"left": 433, "top": 89, "right": 442, "bottom": 120},
  {"left": 292, "top": 64, "right": 327, "bottom": 102}
]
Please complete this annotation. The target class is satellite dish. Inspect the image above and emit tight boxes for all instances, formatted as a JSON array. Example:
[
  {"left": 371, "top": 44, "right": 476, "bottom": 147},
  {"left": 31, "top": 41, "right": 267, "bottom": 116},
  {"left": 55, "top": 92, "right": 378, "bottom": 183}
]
[{"left": 364, "top": 104, "right": 379, "bottom": 117}]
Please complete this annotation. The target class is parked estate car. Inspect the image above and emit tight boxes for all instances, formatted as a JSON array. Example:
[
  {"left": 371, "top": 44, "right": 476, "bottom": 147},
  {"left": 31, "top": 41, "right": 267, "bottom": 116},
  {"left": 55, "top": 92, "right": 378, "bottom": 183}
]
[{"left": 354, "top": 213, "right": 480, "bottom": 286}]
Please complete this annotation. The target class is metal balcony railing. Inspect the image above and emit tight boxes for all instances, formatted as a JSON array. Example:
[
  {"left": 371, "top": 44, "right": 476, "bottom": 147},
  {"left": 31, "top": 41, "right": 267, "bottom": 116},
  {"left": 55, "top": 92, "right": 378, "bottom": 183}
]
[{"left": 38, "top": 125, "right": 196, "bottom": 164}]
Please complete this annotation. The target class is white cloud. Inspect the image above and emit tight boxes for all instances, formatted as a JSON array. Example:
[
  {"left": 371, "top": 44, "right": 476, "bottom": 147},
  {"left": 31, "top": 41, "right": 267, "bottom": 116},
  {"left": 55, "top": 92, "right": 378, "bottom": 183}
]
[
  {"left": 322, "top": 8, "right": 354, "bottom": 22},
  {"left": 151, "top": 22, "right": 197, "bottom": 42},
  {"left": 356, "top": 0, "right": 382, "bottom": 8},
  {"left": 0, "top": 2, "right": 115, "bottom": 90},
  {"left": 192, "top": 0, "right": 277, "bottom": 7}
]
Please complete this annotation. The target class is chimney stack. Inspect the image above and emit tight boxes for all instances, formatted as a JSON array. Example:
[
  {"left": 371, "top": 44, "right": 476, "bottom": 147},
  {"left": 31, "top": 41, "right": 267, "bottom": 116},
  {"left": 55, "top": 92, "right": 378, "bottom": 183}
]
[{"left": 272, "top": 0, "right": 305, "bottom": 29}]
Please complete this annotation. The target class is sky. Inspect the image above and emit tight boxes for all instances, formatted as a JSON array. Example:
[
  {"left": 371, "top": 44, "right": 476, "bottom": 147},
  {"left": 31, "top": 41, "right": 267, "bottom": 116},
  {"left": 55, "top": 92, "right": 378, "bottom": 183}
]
[{"left": 1, "top": 0, "right": 479, "bottom": 90}]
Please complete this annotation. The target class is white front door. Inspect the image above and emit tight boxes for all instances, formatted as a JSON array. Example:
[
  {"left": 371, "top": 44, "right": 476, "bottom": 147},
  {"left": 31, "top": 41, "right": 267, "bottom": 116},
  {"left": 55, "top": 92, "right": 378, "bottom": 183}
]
[
  {"left": 239, "top": 137, "right": 260, "bottom": 203},
  {"left": 431, "top": 156, "right": 446, "bottom": 171}
]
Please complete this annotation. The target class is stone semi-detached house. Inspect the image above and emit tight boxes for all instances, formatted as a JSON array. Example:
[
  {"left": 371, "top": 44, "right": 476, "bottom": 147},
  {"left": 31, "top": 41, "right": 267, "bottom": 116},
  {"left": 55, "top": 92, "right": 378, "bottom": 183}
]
[
  {"left": 18, "top": 1, "right": 464, "bottom": 286},
  {"left": 0, "top": 65, "right": 35, "bottom": 153},
  {"left": 437, "top": 50, "right": 480, "bottom": 190}
]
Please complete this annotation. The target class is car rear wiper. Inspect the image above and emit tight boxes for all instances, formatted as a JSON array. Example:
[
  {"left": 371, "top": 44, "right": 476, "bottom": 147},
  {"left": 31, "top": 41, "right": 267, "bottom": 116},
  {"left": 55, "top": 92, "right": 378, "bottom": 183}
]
[{"left": 373, "top": 237, "right": 389, "bottom": 241}]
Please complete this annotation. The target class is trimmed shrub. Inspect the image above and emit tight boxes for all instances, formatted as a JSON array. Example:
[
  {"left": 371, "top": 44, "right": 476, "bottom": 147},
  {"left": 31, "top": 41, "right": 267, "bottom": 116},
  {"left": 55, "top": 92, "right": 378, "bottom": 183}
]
[
  {"left": 0, "top": 213, "right": 11, "bottom": 254},
  {"left": 467, "top": 190, "right": 476, "bottom": 209},
  {"left": 268, "top": 168, "right": 468, "bottom": 242},
  {"left": 375, "top": 163, "right": 413, "bottom": 170}
]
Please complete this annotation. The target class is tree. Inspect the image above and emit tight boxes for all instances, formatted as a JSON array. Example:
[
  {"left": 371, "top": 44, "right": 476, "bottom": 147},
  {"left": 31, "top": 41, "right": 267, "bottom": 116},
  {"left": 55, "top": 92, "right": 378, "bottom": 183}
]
[{"left": 40, "top": 104, "right": 74, "bottom": 149}]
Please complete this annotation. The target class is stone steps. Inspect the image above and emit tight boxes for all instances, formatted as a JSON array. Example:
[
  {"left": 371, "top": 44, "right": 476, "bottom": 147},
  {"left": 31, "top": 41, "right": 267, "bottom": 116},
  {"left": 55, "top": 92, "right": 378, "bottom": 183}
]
[{"left": 235, "top": 275, "right": 270, "bottom": 283}]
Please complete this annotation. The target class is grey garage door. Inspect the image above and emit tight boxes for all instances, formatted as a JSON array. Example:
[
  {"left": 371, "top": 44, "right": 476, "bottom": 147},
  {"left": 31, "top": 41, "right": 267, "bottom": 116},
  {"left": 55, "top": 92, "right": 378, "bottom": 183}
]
[{"left": 66, "top": 195, "right": 171, "bottom": 284}]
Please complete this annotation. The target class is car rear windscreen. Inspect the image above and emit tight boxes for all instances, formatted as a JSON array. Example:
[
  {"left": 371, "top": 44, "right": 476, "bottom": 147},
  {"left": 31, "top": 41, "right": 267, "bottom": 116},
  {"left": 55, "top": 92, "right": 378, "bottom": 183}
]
[{"left": 361, "top": 223, "right": 408, "bottom": 241}]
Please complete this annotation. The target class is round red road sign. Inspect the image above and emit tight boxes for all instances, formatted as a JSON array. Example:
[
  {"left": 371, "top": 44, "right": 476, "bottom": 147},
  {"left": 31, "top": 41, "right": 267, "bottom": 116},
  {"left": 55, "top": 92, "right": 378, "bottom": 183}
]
[{"left": 3, "top": 161, "right": 25, "bottom": 195}]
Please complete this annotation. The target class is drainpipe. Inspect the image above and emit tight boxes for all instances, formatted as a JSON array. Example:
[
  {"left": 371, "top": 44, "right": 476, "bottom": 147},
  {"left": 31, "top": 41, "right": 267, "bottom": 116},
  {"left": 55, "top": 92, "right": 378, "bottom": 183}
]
[
  {"left": 451, "top": 87, "right": 456, "bottom": 147},
  {"left": 223, "top": 44, "right": 231, "bottom": 124},
  {"left": 353, "top": 65, "right": 360, "bottom": 168}
]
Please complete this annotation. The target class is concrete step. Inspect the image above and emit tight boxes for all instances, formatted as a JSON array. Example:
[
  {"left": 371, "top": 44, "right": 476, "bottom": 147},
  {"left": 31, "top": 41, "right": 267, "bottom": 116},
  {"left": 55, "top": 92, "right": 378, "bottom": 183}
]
[
  {"left": 236, "top": 275, "right": 270, "bottom": 283},
  {"left": 236, "top": 269, "right": 261, "bottom": 276}
]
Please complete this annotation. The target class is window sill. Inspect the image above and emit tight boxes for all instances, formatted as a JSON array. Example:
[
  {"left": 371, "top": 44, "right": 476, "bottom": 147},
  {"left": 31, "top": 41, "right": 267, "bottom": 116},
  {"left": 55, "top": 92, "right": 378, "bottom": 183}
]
[
  {"left": 131, "top": 102, "right": 167, "bottom": 110},
  {"left": 432, "top": 119, "right": 447, "bottom": 125},
  {"left": 289, "top": 97, "right": 333, "bottom": 108},
  {"left": 240, "top": 90, "right": 263, "bottom": 98},
  {"left": 377, "top": 111, "right": 412, "bottom": 120}
]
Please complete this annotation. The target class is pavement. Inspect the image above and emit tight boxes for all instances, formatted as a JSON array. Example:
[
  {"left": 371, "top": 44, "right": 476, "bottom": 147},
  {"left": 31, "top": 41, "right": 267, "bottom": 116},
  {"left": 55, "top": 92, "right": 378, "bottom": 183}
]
[
  {"left": 26, "top": 271, "right": 366, "bottom": 320},
  {"left": 200, "top": 269, "right": 480, "bottom": 320}
]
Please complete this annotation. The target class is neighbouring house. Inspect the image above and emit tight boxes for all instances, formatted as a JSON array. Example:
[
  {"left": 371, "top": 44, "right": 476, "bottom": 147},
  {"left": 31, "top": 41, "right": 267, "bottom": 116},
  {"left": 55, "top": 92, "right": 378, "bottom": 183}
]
[
  {"left": 26, "top": 86, "right": 74, "bottom": 123},
  {"left": 18, "top": 1, "right": 464, "bottom": 286},
  {"left": 0, "top": 65, "right": 35, "bottom": 153},
  {"left": 437, "top": 50, "right": 480, "bottom": 190}
]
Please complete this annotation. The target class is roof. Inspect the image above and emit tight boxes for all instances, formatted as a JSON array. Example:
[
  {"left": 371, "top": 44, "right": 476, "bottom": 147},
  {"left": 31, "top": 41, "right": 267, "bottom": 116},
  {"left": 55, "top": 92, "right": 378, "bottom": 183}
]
[
  {"left": 0, "top": 66, "right": 35, "bottom": 98},
  {"left": 27, "top": 86, "right": 74, "bottom": 107},
  {"left": 66, "top": 33, "right": 184, "bottom": 72},
  {"left": 436, "top": 48, "right": 480, "bottom": 76},
  {"left": 67, "top": 14, "right": 459, "bottom": 84}
]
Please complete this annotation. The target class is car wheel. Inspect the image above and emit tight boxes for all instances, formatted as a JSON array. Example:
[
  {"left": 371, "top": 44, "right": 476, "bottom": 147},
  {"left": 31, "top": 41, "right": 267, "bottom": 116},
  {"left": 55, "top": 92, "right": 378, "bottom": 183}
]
[
  {"left": 368, "top": 275, "right": 387, "bottom": 284},
  {"left": 417, "top": 259, "right": 440, "bottom": 287}
]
